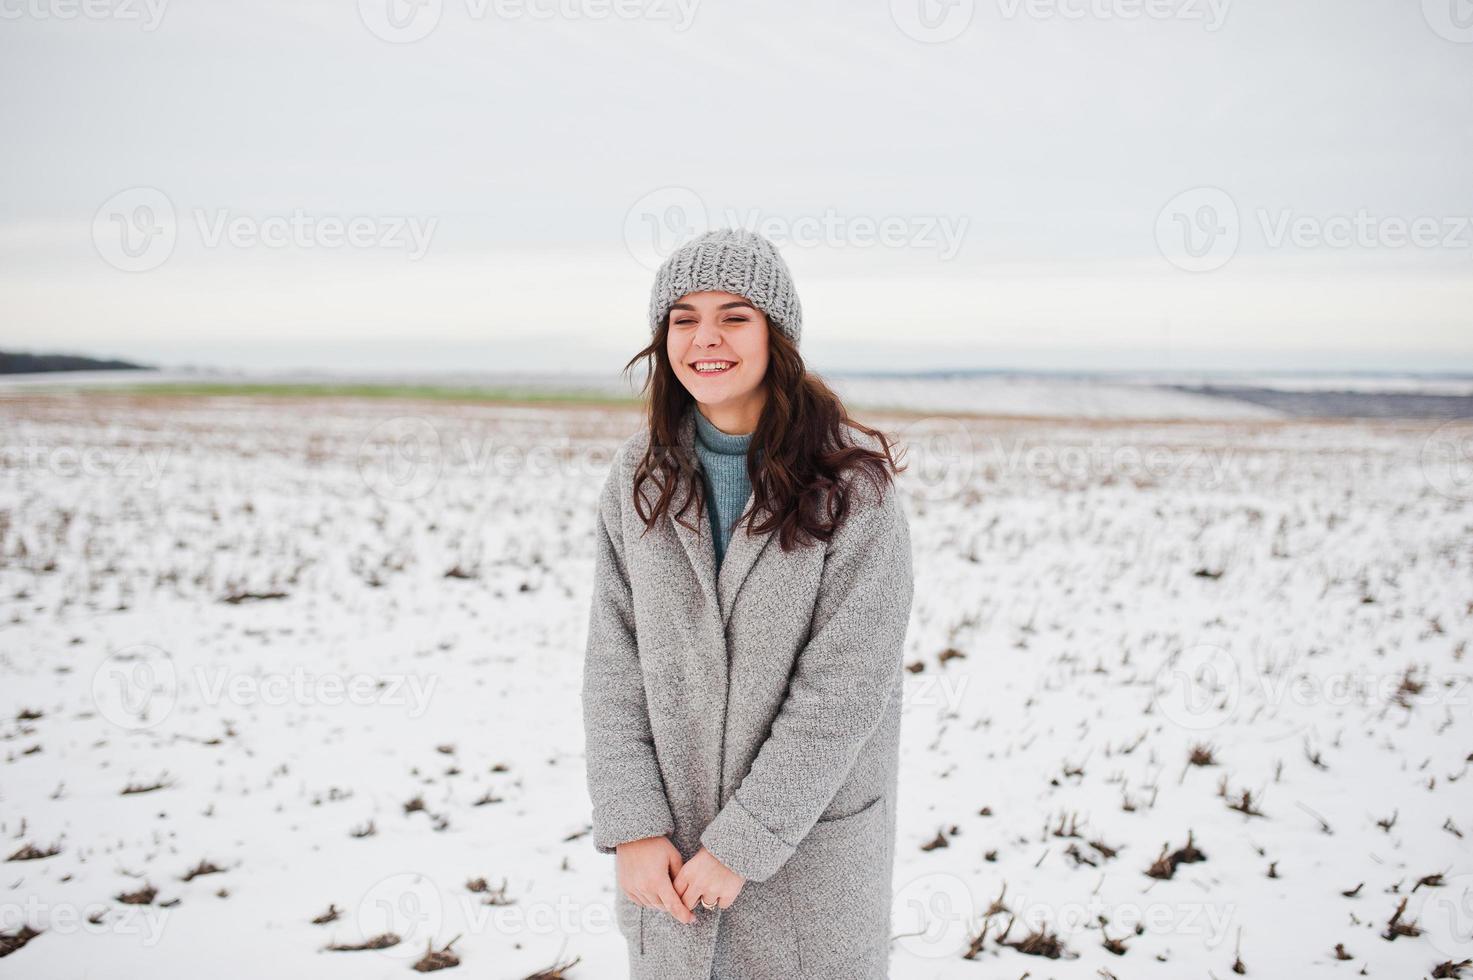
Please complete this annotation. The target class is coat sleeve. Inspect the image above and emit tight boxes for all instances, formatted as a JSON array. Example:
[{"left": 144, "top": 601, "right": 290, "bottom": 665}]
[
  {"left": 699, "top": 473, "right": 914, "bottom": 882},
  {"left": 581, "top": 462, "right": 677, "bottom": 855}
]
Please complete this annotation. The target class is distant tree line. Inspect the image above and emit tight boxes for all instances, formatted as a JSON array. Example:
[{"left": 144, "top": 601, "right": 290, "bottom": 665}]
[{"left": 0, "top": 351, "right": 150, "bottom": 375}]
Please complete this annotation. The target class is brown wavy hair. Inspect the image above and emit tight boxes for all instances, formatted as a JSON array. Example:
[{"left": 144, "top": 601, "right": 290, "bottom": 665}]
[{"left": 619, "top": 314, "right": 907, "bottom": 552}]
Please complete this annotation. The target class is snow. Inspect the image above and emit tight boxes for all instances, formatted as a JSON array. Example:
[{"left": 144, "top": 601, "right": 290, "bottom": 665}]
[
  {"left": 1166, "top": 374, "right": 1473, "bottom": 397},
  {"left": 1, "top": 394, "right": 1469, "bottom": 979},
  {"left": 832, "top": 375, "right": 1285, "bottom": 420}
]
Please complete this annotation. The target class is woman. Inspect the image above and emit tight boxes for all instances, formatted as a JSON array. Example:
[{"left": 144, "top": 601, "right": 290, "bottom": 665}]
[{"left": 581, "top": 227, "right": 915, "bottom": 979}]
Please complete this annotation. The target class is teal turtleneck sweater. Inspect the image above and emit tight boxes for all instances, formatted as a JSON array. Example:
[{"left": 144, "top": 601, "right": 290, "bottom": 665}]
[{"left": 692, "top": 408, "right": 756, "bottom": 569}]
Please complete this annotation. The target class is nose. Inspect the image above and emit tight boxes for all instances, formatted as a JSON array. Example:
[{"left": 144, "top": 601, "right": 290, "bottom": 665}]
[{"left": 692, "top": 315, "right": 722, "bottom": 349}]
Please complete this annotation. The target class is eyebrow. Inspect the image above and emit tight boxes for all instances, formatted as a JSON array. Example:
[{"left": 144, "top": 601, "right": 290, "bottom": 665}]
[{"left": 669, "top": 301, "right": 755, "bottom": 312}]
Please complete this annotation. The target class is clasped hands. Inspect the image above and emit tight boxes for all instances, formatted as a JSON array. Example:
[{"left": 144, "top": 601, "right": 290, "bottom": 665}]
[{"left": 615, "top": 836, "right": 746, "bottom": 924}]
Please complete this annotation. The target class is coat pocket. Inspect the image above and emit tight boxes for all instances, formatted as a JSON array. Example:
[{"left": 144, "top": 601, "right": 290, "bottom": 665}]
[
  {"left": 783, "top": 795, "right": 889, "bottom": 976},
  {"left": 613, "top": 888, "right": 644, "bottom": 955}
]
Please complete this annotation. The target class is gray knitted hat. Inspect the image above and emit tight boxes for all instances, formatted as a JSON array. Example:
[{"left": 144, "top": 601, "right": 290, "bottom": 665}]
[{"left": 647, "top": 227, "right": 803, "bottom": 345}]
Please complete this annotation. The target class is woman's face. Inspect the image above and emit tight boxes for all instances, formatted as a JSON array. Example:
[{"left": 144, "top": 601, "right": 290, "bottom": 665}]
[{"left": 665, "top": 290, "right": 771, "bottom": 415}]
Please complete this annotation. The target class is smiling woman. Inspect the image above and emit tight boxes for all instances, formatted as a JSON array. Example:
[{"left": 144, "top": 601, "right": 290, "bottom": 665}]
[
  {"left": 581, "top": 228, "right": 916, "bottom": 979},
  {"left": 666, "top": 291, "right": 770, "bottom": 431}
]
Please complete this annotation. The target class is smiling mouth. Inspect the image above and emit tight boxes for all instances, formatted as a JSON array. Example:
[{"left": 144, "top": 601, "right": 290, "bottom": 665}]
[{"left": 691, "top": 360, "right": 736, "bottom": 375}]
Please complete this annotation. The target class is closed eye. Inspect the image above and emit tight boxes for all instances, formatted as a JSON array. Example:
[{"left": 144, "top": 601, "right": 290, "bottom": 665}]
[{"left": 673, "top": 316, "right": 749, "bottom": 326}]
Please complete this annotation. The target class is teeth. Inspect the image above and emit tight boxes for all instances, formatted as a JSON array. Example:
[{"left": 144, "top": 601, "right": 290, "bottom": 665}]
[{"left": 695, "top": 362, "right": 733, "bottom": 373}]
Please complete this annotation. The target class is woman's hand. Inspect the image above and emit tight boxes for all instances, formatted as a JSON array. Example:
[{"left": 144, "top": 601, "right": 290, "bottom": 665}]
[
  {"left": 615, "top": 836, "right": 695, "bottom": 925},
  {"left": 673, "top": 846, "right": 746, "bottom": 912}
]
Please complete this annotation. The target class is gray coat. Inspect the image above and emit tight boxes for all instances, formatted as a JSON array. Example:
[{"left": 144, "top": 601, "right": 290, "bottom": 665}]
[{"left": 581, "top": 404, "right": 915, "bottom": 979}]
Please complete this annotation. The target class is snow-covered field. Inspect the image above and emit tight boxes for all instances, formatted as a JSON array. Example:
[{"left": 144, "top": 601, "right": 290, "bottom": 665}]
[
  {"left": 830, "top": 375, "right": 1286, "bottom": 421},
  {"left": 1, "top": 393, "right": 1470, "bottom": 979}
]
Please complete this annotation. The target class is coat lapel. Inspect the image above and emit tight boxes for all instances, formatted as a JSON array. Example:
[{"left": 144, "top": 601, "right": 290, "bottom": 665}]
[{"left": 668, "top": 404, "right": 778, "bottom": 630}]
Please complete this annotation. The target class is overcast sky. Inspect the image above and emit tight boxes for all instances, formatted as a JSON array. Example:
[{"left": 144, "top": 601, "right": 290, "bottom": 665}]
[{"left": 2, "top": 0, "right": 1471, "bottom": 375}]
